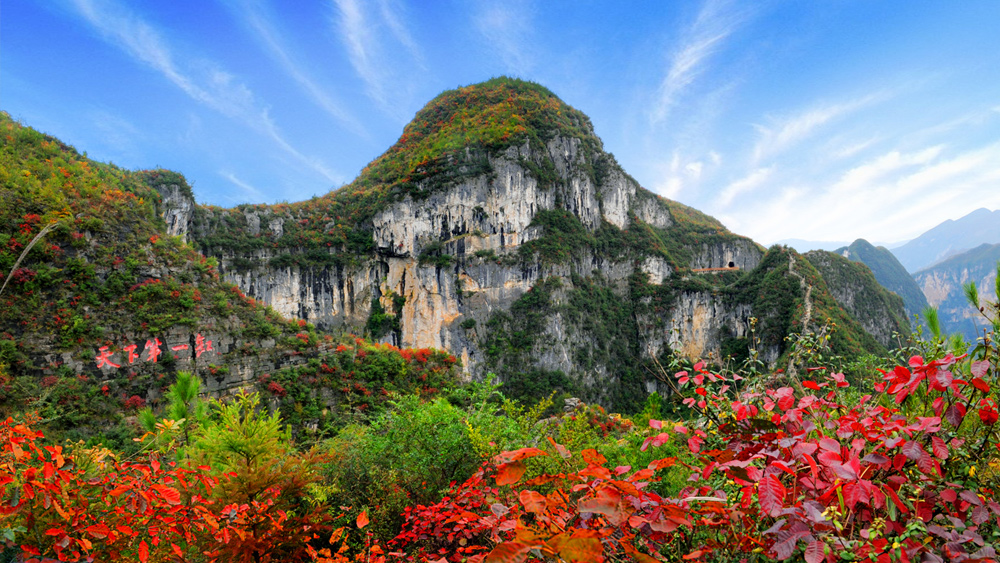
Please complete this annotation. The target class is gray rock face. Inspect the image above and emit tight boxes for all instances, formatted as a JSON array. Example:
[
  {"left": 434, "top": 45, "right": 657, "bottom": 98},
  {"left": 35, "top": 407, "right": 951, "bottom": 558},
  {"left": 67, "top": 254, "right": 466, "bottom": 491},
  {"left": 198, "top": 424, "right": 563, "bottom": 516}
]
[
  {"left": 182, "top": 134, "right": 771, "bottom": 403},
  {"left": 156, "top": 184, "right": 194, "bottom": 242}
]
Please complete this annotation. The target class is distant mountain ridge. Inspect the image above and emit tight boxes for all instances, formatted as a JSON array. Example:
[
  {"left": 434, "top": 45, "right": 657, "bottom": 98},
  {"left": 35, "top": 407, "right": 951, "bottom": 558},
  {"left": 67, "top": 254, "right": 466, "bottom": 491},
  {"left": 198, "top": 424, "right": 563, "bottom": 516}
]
[
  {"left": 776, "top": 238, "right": 903, "bottom": 253},
  {"left": 913, "top": 242, "right": 1000, "bottom": 342},
  {"left": 834, "top": 239, "right": 928, "bottom": 322},
  {"left": 891, "top": 208, "right": 1000, "bottom": 273}
]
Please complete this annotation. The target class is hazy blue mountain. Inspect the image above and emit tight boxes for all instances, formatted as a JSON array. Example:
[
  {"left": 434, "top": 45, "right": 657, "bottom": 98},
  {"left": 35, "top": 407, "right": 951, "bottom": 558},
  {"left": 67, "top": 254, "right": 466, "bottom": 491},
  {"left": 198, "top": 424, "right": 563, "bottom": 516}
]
[
  {"left": 834, "top": 239, "right": 929, "bottom": 323},
  {"left": 891, "top": 208, "right": 1000, "bottom": 273},
  {"left": 913, "top": 243, "right": 1000, "bottom": 342}
]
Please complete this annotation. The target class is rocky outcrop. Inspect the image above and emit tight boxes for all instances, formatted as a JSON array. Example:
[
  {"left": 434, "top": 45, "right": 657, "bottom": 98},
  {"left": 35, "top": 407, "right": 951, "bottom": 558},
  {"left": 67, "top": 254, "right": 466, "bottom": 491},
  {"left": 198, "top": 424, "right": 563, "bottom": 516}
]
[
  {"left": 173, "top": 79, "right": 886, "bottom": 409},
  {"left": 155, "top": 183, "right": 195, "bottom": 242},
  {"left": 691, "top": 239, "right": 762, "bottom": 270},
  {"left": 185, "top": 133, "right": 766, "bottom": 389}
]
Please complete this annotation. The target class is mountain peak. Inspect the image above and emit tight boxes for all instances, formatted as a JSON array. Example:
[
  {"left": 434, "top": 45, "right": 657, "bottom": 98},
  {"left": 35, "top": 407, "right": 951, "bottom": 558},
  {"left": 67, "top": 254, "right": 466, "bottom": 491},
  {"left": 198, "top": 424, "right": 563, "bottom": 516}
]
[{"left": 356, "top": 77, "right": 600, "bottom": 194}]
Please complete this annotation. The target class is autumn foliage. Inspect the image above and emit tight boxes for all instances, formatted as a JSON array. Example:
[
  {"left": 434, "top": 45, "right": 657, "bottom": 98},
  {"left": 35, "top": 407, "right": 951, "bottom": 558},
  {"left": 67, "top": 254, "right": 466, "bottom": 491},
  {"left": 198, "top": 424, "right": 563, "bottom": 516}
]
[{"left": 4, "top": 339, "right": 999, "bottom": 562}]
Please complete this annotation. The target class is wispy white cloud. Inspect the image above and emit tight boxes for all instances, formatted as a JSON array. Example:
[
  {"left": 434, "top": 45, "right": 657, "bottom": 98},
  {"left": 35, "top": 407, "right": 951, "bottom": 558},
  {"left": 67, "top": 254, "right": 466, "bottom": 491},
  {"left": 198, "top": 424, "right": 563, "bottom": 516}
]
[
  {"left": 751, "top": 92, "right": 888, "bottom": 163},
  {"left": 833, "top": 146, "right": 943, "bottom": 196},
  {"left": 88, "top": 108, "right": 142, "bottom": 157},
  {"left": 826, "top": 136, "right": 881, "bottom": 161},
  {"left": 731, "top": 141, "right": 1000, "bottom": 245},
  {"left": 376, "top": 0, "right": 422, "bottom": 61},
  {"left": 68, "top": 0, "right": 341, "bottom": 183},
  {"left": 472, "top": 0, "right": 535, "bottom": 76},
  {"left": 652, "top": 0, "right": 751, "bottom": 123},
  {"left": 332, "top": 0, "right": 423, "bottom": 118},
  {"left": 719, "top": 166, "right": 773, "bottom": 205},
  {"left": 229, "top": 0, "right": 362, "bottom": 133},
  {"left": 220, "top": 170, "right": 265, "bottom": 202},
  {"left": 651, "top": 150, "right": 714, "bottom": 199}
]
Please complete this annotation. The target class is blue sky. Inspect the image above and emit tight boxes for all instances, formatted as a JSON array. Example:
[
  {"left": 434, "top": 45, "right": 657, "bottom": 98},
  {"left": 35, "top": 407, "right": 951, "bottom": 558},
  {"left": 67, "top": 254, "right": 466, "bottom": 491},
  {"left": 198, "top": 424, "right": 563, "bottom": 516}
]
[{"left": 4, "top": 1, "right": 999, "bottom": 246}]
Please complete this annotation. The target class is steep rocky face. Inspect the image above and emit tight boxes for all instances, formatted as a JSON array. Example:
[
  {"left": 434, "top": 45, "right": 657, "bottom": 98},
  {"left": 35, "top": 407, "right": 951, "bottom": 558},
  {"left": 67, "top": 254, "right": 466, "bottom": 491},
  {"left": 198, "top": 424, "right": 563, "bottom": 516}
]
[
  {"left": 804, "top": 250, "right": 909, "bottom": 347},
  {"left": 179, "top": 79, "right": 892, "bottom": 410},
  {"left": 186, "top": 134, "right": 757, "bottom": 383},
  {"left": 913, "top": 243, "right": 1000, "bottom": 341}
]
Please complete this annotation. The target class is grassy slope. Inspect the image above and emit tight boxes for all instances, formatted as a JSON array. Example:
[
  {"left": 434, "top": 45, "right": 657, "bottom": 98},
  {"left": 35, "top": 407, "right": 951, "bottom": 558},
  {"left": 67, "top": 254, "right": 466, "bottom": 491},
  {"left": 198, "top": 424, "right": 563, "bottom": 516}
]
[{"left": 0, "top": 113, "right": 316, "bottom": 439}]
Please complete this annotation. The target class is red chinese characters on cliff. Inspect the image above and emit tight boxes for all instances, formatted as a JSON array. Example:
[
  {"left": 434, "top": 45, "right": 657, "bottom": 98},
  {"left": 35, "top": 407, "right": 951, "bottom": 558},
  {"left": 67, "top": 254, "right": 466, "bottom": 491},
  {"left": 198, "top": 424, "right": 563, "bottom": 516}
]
[{"left": 94, "top": 334, "right": 214, "bottom": 369}]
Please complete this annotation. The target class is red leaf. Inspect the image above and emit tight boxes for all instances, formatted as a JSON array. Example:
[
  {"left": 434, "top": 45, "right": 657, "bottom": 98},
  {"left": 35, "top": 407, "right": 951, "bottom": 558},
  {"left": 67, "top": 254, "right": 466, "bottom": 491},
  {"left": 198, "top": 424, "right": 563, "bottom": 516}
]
[
  {"left": 884, "top": 486, "right": 909, "bottom": 514},
  {"left": 641, "top": 432, "right": 671, "bottom": 452},
  {"left": 818, "top": 437, "right": 840, "bottom": 452},
  {"left": 495, "top": 461, "right": 526, "bottom": 486},
  {"left": 171, "top": 543, "right": 184, "bottom": 558},
  {"left": 931, "top": 437, "right": 949, "bottom": 460},
  {"left": 85, "top": 523, "right": 110, "bottom": 539},
  {"left": 758, "top": 474, "right": 786, "bottom": 517},
  {"left": 357, "top": 510, "right": 369, "bottom": 529},
  {"left": 971, "top": 378, "right": 991, "bottom": 393},
  {"left": 934, "top": 369, "right": 953, "bottom": 389},
  {"left": 901, "top": 440, "right": 923, "bottom": 460},
  {"left": 844, "top": 482, "right": 869, "bottom": 509},
  {"left": 687, "top": 435, "right": 703, "bottom": 453},
  {"left": 776, "top": 387, "right": 796, "bottom": 411},
  {"left": 945, "top": 403, "right": 966, "bottom": 427},
  {"left": 138, "top": 540, "right": 149, "bottom": 563},
  {"left": 804, "top": 541, "right": 825, "bottom": 563},
  {"left": 817, "top": 450, "right": 842, "bottom": 467}
]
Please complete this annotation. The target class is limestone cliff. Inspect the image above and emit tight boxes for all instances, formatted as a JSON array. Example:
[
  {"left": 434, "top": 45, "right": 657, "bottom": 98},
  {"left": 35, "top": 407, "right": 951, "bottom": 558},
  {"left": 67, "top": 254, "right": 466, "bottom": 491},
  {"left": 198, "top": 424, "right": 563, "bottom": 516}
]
[{"left": 178, "top": 78, "right": 884, "bottom": 409}]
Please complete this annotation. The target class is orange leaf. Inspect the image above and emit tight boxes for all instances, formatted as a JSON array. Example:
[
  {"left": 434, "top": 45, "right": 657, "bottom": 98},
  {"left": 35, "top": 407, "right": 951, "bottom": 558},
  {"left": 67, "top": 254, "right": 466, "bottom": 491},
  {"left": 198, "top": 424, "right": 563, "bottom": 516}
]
[
  {"left": 581, "top": 449, "right": 607, "bottom": 466},
  {"left": 518, "top": 490, "right": 547, "bottom": 513},
  {"left": 494, "top": 447, "right": 547, "bottom": 464},
  {"left": 153, "top": 485, "right": 181, "bottom": 505},
  {"left": 485, "top": 541, "right": 532, "bottom": 563},
  {"left": 547, "top": 436, "right": 571, "bottom": 459},
  {"left": 578, "top": 487, "right": 628, "bottom": 526},
  {"left": 85, "top": 523, "right": 110, "bottom": 539},
  {"left": 548, "top": 532, "right": 604, "bottom": 563},
  {"left": 495, "top": 461, "right": 526, "bottom": 486},
  {"left": 357, "top": 510, "right": 369, "bottom": 529}
]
